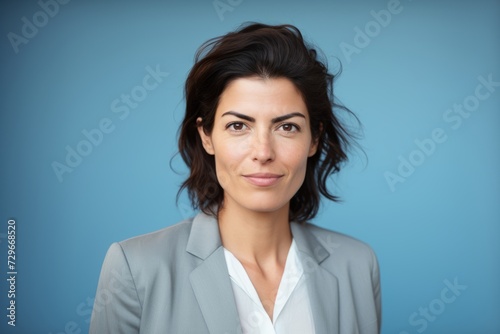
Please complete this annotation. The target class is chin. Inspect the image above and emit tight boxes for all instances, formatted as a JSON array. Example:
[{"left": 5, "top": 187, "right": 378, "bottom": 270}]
[{"left": 238, "top": 196, "right": 290, "bottom": 215}]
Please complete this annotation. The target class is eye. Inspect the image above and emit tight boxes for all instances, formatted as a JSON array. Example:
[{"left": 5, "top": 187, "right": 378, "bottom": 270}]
[
  {"left": 278, "top": 123, "right": 300, "bottom": 133},
  {"left": 227, "top": 122, "right": 248, "bottom": 132}
]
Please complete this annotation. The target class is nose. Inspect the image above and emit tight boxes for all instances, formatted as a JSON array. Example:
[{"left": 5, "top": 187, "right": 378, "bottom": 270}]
[{"left": 251, "top": 130, "right": 275, "bottom": 163}]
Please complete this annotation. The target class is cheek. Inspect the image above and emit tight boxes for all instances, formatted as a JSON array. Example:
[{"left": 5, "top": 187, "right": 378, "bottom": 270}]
[
  {"left": 291, "top": 155, "right": 309, "bottom": 179},
  {"left": 212, "top": 138, "right": 248, "bottom": 187},
  {"left": 283, "top": 148, "right": 311, "bottom": 187},
  {"left": 281, "top": 140, "right": 312, "bottom": 170}
]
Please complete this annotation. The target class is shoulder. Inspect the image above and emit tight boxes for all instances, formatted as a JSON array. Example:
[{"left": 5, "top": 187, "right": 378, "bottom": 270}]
[
  {"left": 305, "top": 223, "right": 375, "bottom": 254},
  {"left": 297, "top": 224, "right": 382, "bottom": 332},
  {"left": 98, "top": 217, "right": 202, "bottom": 294},
  {"left": 116, "top": 218, "right": 195, "bottom": 263},
  {"left": 296, "top": 222, "right": 378, "bottom": 270}
]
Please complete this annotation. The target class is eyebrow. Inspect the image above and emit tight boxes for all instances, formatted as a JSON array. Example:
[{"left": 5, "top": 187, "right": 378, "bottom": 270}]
[{"left": 221, "top": 111, "right": 306, "bottom": 123}]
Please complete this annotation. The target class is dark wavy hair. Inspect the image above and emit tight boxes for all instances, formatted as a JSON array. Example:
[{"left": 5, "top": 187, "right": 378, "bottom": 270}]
[{"left": 178, "top": 22, "right": 358, "bottom": 223}]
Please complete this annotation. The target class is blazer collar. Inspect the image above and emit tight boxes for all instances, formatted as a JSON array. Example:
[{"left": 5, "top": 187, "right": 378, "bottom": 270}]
[
  {"left": 290, "top": 222, "right": 330, "bottom": 263},
  {"left": 291, "top": 222, "right": 341, "bottom": 333},
  {"left": 186, "top": 212, "right": 222, "bottom": 260},
  {"left": 186, "top": 212, "right": 242, "bottom": 334},
  {"left": 186, "top": 213, "right": 331, "bottom": 262},
  {"left": 185, "top": 212, "right": 331, "bottom": 261},
  {"left": 186, "top": 212, "right": 339, "bottom": 334}
]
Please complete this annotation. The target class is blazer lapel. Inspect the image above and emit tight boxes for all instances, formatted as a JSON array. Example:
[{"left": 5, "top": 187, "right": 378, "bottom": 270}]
[
  {"left": 186, "top": 213, "right": 242, "bottom": 334},
  {"left": 291, "top": 222, "right": 340, "bottom": 333}
]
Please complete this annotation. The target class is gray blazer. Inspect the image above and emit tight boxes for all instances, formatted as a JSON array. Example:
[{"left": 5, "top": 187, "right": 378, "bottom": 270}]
[{"left": 90, "top": 212, "right": 381, "bottom": 333}]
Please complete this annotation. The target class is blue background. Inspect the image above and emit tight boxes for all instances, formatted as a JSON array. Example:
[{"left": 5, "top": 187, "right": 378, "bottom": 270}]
[{"left": 1, "top": 0, "right": 499, "bottom": 333}]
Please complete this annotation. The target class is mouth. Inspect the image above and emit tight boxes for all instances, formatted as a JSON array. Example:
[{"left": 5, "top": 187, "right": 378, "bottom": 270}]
[{"left": 242, "top": 173, "right": 283, "bottom": 187}]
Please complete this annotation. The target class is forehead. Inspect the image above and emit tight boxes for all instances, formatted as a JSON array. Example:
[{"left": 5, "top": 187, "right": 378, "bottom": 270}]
[{"left": 216, "top": 77, "right": 308, "bottom": 118}]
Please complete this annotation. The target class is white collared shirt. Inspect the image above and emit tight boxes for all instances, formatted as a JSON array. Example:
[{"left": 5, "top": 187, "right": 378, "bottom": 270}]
[{"left": 223, "top": 239, "right": 315, "bottom": 334}]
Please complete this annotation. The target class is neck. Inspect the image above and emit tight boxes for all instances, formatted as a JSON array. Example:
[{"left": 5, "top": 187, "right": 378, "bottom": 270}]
[{"left": 218, "top": 202, "right": 292, "bottom": 266}]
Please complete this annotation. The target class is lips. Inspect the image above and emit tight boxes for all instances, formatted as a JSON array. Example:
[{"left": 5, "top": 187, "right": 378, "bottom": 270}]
[{"left": 242, "top": 173, "right": 283, "bottom": 187}]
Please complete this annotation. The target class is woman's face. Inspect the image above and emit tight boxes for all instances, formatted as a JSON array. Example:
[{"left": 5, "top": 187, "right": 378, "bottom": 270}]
[{"left": 198, "top": 76, "right": 317, "bottom": 215}]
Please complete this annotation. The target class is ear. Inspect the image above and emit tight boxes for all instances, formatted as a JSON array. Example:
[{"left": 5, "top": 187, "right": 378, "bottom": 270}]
[
  {"left": 308, "top": 122, "right": 322, "bottom": 157},
  {"left": 308, "top": 138, "right": 319, "bottom": 157},
  {"left": 197, "top": 118, "right": 215, "bottom": 155}
]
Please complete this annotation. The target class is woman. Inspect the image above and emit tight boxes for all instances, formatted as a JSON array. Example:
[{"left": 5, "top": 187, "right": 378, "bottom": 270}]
[{"left": 90, "top": 23, "right": 381, "bottom": 334}]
